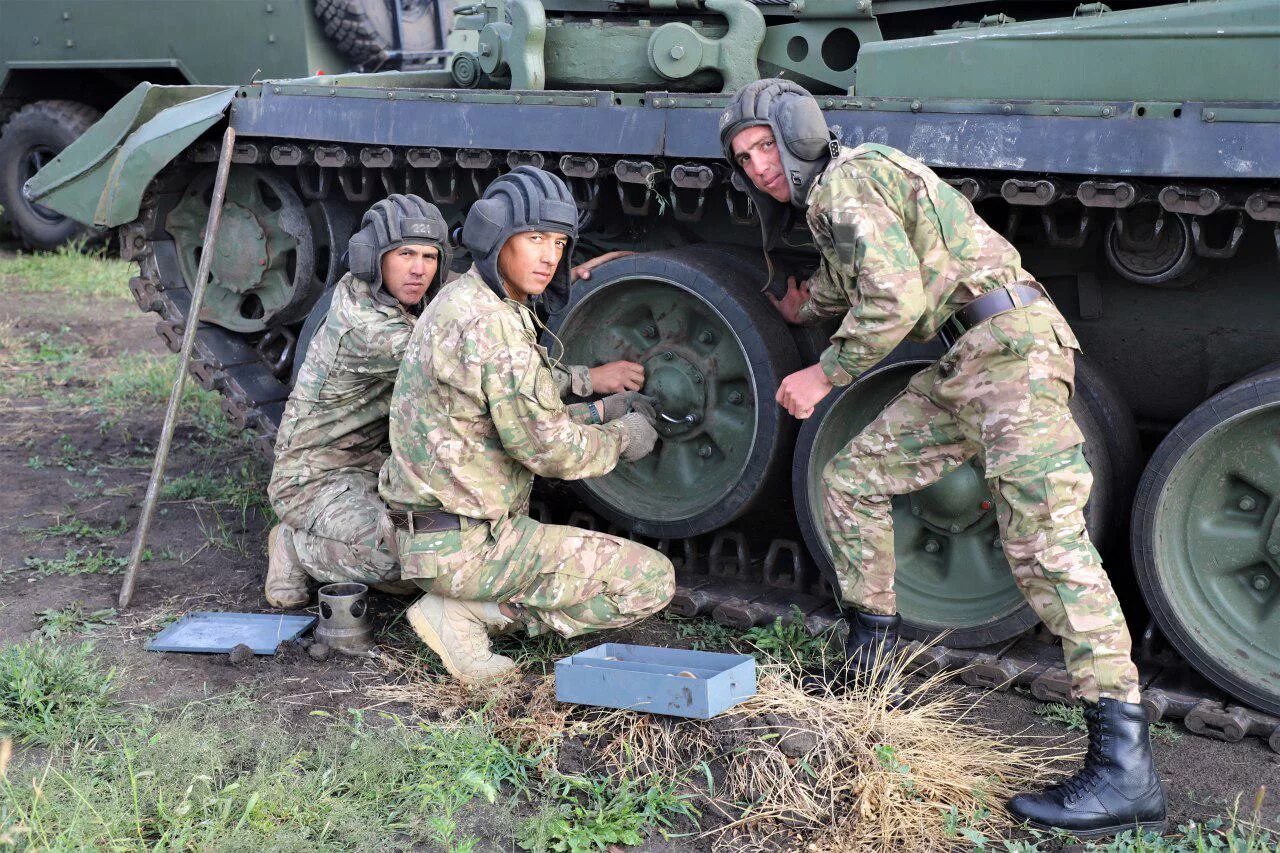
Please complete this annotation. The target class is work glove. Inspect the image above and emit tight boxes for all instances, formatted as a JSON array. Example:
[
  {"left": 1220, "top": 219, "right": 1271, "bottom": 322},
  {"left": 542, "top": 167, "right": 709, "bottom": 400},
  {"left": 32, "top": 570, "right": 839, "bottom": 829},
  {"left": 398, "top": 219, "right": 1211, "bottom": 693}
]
[
  {"left": 598, "top": 391, "right": 658, "bottom": 423},
  {"left": 616, "top": 411, "right": 659, "bottom": 462}
]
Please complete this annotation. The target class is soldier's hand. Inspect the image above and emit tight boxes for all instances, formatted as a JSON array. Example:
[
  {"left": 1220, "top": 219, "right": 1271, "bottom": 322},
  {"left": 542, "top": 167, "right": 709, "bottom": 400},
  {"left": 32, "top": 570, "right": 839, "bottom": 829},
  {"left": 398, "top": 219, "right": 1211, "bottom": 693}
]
[
  {"left": 589, "top": 360, "right": 645, "bottom": 393},
  {"left": 598, "top": 391, "right": 658, "bottom": 422},
  {"left": 572, "top": 251, "right": 635, "bottom": 283},
  {"left": 776, "top": 363, "right": 833, "bottom": 419},
  {"left": 627, "top": 393, "right": 659, "bottom": 425},
  {"left": 767, "top": 275, "right": 811, "bottom": 325},
  {"left": 617, "top": 411, "right": 659, "bottom": 461}
]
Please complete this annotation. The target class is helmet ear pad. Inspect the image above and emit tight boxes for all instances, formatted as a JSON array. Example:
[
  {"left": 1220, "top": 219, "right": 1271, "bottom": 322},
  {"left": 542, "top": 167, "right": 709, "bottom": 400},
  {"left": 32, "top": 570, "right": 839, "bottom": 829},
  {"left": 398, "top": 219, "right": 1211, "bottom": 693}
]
[
  {"left": 461, "top": 198, "right": 507, "bottom": 259},
  {"left": 346, "top": 230, "right": 378, "bottom": 285},
  {"left": 774, "top": 92, "right": 833, "bottom": 162}
]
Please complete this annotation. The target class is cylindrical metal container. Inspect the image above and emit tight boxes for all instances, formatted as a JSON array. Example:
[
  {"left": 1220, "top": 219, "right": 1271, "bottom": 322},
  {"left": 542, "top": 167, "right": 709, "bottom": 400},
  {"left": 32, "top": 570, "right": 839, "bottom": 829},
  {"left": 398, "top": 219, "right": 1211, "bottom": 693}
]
[{"left": 316, "top": 582, "right": 374, "bottom": 656}]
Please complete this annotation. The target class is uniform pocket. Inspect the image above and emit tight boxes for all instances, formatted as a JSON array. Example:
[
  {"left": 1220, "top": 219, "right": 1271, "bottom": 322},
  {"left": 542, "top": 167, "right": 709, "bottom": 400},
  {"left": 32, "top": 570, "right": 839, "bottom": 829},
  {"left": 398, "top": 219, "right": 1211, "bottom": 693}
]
[
  {"left": 987, "top": 310, "right": 1035, "bottom": 360},
  {"left": 397, "top": 527, "right": 463, "bottom": 581}
]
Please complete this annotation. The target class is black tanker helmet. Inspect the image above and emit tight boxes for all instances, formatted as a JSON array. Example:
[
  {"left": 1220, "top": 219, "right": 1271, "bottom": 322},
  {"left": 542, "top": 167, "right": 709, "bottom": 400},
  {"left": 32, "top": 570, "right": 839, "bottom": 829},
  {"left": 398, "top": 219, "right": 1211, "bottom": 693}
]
[{"left": 461, "top": 166, "right": 579, "bottom": 315}]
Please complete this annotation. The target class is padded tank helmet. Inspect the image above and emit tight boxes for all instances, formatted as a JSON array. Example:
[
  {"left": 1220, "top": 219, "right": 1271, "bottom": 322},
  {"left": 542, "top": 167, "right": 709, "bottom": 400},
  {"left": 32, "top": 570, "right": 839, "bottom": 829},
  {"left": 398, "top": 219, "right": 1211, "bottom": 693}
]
[
  {"left": 462, "top": 166, "right": 579, "bottom": 315},
  {"left": 720, "top": 79, "right": 838, "bottom": 250},
  {"left": 346, "top": 194, "right": 452, "bottom": 304}
]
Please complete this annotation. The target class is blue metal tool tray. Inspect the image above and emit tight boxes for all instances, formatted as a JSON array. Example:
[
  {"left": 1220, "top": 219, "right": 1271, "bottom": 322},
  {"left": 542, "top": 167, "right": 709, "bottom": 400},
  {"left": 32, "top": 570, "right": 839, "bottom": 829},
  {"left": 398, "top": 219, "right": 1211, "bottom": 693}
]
[{"left": 554, "top": 643, "right": 756, "bottom": 719}]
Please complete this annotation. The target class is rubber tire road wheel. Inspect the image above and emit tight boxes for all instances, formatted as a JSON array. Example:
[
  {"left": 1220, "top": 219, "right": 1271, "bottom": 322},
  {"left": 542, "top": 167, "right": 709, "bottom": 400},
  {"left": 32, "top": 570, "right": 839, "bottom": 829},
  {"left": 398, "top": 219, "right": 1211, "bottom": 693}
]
[
  {"left": 793, "top": 349, "right": 1130, "bottom": 647},
  {"left": 314, "top": 0, "right": 441, "bottom": 67},
  {"left": 547, "top": 247, "right": 801, "bottom": 539},
  {"left": 0, "top": 100, "right": 101, "bottom": 249},
  {"left": 1102, "top": 209, "right": 1197, "bottom": 287},
  {"left": 1131, "top": 366, "right": 1280, "bottom": 715}
]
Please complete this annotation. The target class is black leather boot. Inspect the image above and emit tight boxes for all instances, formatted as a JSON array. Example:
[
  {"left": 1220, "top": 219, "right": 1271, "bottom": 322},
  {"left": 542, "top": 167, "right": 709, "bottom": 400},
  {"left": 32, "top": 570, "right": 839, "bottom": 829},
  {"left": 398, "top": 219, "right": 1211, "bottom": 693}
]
[{"left": 1009, "top": 698, "right": 1166, "bottom": 838}]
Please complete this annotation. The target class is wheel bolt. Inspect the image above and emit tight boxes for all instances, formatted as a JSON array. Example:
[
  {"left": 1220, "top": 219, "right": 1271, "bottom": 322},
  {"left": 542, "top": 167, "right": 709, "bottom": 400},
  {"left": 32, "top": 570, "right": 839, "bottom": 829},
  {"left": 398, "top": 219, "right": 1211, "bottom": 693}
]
[
  {"left": 1253, "top": 575, "right": 1271, "bottom": 592},
  {"left": 949, "top": 523, "right": 962, "bottom": 533},
  {"left": 699, "top": 330, "right": 715, "bottom": 344},
  {"left": 979, "top": 500, "right": 992, "bottom": 511},
  {"left": 728, "top": 391, "right": 743, "bottom": 404},
  {"left": 662, "top": 351, "right": 674, "bottom": 361},
  {"left": 924, "top": 538, "right": 941, "bottom": 554},
  {"left": 642, "top": 325, "right": 657, "bottom": 338},
  {"left": 911, "top": 505, "right": 921, "bottom": 516},
  {"left": 698, "top": 445, "right": 712, "bottom": 459},
  {"left": 1238, "top": 496, "right": 1257, "bottom": 512},
  {"left": 692, "top": 374, "right": 703, "bottom": 385}
]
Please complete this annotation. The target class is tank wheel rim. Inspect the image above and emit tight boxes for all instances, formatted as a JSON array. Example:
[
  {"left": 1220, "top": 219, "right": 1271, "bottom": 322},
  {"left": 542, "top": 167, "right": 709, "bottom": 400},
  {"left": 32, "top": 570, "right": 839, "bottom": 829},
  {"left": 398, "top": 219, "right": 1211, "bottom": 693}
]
[
  {"left": 797, "top": 361, "right": 1034, "bottom": 642},
  {"left": 19, "top": 143, "right": 62, "bottom": 223},
  {"left": 1103, "top": 210, "right": 1196, "bottom": 286},
  {"left": 550, "top": 249, "right": 799, "bottom": 538},
  {"left": 1134, "top": 372, "right": 1280, "bottom": 714},
  {"left": 166, "top": 168, "right": 316, "bottom": 333}
]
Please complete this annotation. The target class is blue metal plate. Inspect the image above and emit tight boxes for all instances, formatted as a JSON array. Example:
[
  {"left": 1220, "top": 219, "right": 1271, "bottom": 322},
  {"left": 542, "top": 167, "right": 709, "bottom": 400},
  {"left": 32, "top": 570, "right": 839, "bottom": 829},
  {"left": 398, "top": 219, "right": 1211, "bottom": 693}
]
[{"left": 147, "top": 611, "right": 316, "bottom": 654}]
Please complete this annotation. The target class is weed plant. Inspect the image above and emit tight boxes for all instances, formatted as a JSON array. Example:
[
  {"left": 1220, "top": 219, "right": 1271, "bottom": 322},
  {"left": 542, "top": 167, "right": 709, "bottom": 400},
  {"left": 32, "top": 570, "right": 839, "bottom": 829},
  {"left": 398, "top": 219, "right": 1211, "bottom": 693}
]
[
  {"left": 35, "top": 604, "right": 119, "bottom": 640},
  {"left": 0, "top": 642, "right": 123, "bottom": 748},
  {"left": 518, "top": 774, "right": 697, "bottom": 852},
  {"left": 22, "top": 548, "right": 127, "bottom": 577}
]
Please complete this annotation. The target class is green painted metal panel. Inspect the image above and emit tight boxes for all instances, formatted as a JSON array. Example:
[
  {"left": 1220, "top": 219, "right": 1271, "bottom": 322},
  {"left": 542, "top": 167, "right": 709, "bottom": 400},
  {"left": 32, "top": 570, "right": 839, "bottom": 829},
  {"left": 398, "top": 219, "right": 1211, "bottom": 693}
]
[
  {"left": 855, "top": 0, "right": 1280, "bottom": 103},
  {"left": 24, "top": 83, "right": 234, "bottom": 226},
  {"left": 0, "top": 0, "right": 347, "bottom": 84}
]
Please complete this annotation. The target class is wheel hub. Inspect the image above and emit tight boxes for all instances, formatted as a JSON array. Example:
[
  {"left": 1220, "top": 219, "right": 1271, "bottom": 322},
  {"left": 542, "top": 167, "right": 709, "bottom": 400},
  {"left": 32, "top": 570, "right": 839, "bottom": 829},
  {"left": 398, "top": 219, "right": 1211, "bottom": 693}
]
[
  {"left": 910, "top": 462, "right": 993, "bottom": 534},
  {"left": 209, "top": 203, "right": 269, "bottom": 293},
  {"left": 644, "top": 349, "right": 706, "bottom": 439}
]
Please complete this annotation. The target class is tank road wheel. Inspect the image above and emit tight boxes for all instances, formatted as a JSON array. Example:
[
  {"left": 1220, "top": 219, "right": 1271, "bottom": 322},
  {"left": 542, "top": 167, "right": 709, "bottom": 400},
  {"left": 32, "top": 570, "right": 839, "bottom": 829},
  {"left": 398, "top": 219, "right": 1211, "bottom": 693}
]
[
  {"left": 165, "top": 168, "right": 318, "bottom": 333},
  {"left": 794, "top": 355, "right": 1133, "bottom": 647},
  {"left": 315, "top": 0, "right": 442, "bottom": 67},
  {"left": 1103, "top": 209, "right": 1197, "bottom": 286},
  {"left": 549, "top": 249, "right": 801, "bottom": 539},
  {"left": 0, "top": 100, "right": 101, "bottom": 249},
  {"left": 1132, "top": 368, "right": 1280, "bottom": 714}
]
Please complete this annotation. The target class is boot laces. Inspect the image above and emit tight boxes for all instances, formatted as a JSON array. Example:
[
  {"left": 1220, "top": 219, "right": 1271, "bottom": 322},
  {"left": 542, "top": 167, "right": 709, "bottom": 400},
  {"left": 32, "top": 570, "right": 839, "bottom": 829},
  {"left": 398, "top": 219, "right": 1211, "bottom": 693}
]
[{"left": 1052, "top": 704, "right": 1107, "bottom": 802}]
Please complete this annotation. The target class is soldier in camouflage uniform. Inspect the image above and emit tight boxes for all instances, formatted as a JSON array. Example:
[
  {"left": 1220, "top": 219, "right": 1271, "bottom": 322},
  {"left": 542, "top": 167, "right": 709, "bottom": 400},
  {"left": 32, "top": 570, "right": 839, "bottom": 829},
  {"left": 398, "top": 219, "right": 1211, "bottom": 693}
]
[
  {"left": 267, "top": 194, "right": 641, "bottom": 610},
  {"left": 721, "top": 80, "right": 1165, "bottom": 837},
  {"left": 379, "top": 167, "right": 674, "bottom": 685}
]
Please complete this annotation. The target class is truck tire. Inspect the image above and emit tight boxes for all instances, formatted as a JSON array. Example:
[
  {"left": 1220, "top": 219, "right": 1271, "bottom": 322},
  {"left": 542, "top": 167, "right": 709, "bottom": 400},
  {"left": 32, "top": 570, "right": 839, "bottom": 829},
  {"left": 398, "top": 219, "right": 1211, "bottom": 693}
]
[
  {"left": 0, "top": 100, "right": 101, "bottom": 250},
  {"left": 314, "top": 0, "right": 443, "bottom": 67}
]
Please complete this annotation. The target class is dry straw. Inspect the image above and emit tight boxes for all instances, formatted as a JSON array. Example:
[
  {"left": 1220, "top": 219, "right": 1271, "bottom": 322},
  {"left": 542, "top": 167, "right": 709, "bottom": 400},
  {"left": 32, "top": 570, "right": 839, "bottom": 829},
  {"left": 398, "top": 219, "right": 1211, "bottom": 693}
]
[{"left": 365, "top": 641, "right": 1076, "bottom": 850}]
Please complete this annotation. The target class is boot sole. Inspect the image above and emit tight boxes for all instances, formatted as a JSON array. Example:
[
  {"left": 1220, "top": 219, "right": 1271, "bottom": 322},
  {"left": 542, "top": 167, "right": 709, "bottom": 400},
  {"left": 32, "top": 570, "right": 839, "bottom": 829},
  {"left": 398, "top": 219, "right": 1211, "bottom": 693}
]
[{"left": 1022, "top": 818, "right": 1166, "bottom": 839}]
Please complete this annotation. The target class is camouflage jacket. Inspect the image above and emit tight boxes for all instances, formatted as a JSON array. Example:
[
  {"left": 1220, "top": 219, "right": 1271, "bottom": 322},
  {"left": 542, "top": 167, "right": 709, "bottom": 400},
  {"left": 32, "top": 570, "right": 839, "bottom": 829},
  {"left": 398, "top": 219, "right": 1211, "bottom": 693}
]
[
  {"left": 268, "top": 272, "right": 414, "bottom": 527},
  {"left": 798, "top": 143, "right": 1051, "bottom": 386},
  {"left": 378, "top": 268, "right": 627, "bottom": 521}
]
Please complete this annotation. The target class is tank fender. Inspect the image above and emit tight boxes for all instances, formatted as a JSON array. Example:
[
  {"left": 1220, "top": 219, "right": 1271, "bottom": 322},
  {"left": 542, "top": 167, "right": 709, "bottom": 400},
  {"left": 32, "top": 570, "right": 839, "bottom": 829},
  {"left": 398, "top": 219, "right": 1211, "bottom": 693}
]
[{"left": 24, "top": 83, "right": 236, "bottom": 228}]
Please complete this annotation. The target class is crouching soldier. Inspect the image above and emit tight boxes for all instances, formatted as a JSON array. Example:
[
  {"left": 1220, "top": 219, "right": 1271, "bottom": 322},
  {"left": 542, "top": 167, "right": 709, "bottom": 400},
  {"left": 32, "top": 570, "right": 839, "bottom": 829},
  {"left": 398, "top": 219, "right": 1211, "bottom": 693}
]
[
  {"left": 379, "top": 166, "right": 675, "bottom": 685},
  {"left": 720, "top": 79, "right": 1165, "bottom": 838}
]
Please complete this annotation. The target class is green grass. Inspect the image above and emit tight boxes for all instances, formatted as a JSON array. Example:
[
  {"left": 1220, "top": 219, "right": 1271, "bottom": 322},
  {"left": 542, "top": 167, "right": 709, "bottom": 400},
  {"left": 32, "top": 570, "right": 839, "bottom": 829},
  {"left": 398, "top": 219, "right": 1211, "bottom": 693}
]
[
  {"left": 0, "top": 641, "right": 124, "bottom": 748},
  {"left": 161, "top": 464, "right": 273, "bottom": 521},
  {"left": 518, "top": 774, "right": 697, "bottom": 852},
  {"left": 0, "top": 242, "right": 133, "bottom": 299},
  {"left": 1033, "top": 702, "right": 1181, "bottom": 744},
  {"left": 27, "top": 516, "right": 127, "bottom": 543},
  {"left": 35, "top": 604, "right": 119, "bottom": 640},
  {"left": 22, "top": 548, "right": 127, "bottom": 577},
  {"left": 72, "top": 351, "right": 231, "bottom": 438}
]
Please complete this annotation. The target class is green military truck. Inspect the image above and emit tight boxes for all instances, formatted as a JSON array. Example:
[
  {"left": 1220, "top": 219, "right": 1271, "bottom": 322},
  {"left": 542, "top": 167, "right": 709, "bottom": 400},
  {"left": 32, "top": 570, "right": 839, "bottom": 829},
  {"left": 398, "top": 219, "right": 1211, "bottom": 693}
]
[{"left": 0, "top": 0, "right": 449, "bottom": 247}]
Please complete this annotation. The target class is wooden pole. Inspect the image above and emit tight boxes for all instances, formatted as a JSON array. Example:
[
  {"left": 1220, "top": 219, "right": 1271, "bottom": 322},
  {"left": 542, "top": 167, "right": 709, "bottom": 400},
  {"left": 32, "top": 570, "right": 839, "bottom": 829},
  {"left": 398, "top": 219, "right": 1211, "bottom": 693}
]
[{"left": 118, "top": 125, "right": 237, "bottom": 609}]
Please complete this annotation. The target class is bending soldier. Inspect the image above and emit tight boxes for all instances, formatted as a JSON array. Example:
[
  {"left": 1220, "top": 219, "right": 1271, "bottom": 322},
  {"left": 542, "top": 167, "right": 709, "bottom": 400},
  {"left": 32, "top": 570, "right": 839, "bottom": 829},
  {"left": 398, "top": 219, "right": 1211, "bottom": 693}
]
[
  {"left": 379, "top": 167, "right": 674, "bottom": 685},
  {"left": 266, "top": 194, "right": 641, "bottom": 608},
  {"left": 720, "top": 80, "right": 1165, "bottom": 838}
]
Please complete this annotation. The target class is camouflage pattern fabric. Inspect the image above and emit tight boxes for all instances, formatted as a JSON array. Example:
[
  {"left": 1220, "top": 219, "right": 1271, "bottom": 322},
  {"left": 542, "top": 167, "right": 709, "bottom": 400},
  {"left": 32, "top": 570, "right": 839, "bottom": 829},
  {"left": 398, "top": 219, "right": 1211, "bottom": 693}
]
[
  {"left": 552, "top": 362, "right": 593, "bottom": 397},
  {"left": 396, "top": 516, "right": 673, "bottom": 637},
  {"left": 379, "top": 267, "right": 673, "bottom": 634},
  {"left": 279, "top": 470, "right": 398, "bottom": 585},
  {"left": 798, "top": 143, "right": 1038, "bottom": 387},
  {"left": 804, "top": 146, "right": 1139, "bottom": 703},
  {"left": 268, "top": 271, "right": 413, "bottom": 581}
]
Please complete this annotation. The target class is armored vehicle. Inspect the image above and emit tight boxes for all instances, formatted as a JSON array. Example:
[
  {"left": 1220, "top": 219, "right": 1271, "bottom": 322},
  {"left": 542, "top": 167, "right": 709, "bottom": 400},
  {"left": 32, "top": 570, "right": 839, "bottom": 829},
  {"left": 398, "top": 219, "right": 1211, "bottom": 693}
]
[
  {"left": 25, "top": 0, "right": 1280, "bottom": 741},
  {"left": 0, "top": 0, "right": 450, "bottom": 247}
]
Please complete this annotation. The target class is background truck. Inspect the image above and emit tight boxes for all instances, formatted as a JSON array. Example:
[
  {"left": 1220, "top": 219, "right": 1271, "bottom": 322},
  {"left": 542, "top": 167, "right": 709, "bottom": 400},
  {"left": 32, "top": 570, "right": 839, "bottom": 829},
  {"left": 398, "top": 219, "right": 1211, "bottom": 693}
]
[{"left": 0, "top": 0, "right": 450, "bottom": 247}]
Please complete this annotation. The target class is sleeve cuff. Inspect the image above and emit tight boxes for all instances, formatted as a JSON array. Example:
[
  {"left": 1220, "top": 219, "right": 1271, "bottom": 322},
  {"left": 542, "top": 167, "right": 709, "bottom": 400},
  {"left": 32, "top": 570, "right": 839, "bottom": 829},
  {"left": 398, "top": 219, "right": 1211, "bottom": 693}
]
[
  {"left": 570, "top": 364, "right": 593, "bottom": 397},
  {"left": 819, "top": 345, "right": 856, "bottom": 387}
]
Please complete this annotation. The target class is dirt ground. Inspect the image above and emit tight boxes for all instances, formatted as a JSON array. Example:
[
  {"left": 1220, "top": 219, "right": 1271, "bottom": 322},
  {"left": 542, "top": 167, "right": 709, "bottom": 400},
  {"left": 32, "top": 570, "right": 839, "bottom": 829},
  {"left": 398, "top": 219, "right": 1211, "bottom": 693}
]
[{"left": 0, "top": 256, "right": 1277, "bottom": 849}]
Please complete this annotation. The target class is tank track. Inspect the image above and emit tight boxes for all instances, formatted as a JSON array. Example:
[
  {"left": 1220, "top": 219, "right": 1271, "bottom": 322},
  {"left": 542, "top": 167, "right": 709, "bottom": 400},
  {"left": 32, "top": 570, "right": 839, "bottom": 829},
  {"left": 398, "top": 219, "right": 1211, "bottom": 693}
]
[{"left": 120, "top": 145, "right": 1280, "bottom": 752}]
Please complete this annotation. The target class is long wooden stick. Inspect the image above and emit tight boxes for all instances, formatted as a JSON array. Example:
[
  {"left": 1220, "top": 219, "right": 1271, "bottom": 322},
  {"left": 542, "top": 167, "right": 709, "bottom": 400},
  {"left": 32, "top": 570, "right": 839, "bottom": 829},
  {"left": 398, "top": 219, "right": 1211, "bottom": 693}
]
[{"left": 119, "top": 125, "right": 237, "bottom": 609}]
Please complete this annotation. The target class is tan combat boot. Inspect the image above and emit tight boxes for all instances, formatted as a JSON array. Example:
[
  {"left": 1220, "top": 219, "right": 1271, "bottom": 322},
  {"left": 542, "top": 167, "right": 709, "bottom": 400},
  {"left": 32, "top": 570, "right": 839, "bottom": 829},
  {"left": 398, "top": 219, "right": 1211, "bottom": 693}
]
[
  {"left": 405, "top": 594, "right": 517, "bottom": 684},
  {"left": 264, "top": 524, "right": 310, "bottom": 609}
]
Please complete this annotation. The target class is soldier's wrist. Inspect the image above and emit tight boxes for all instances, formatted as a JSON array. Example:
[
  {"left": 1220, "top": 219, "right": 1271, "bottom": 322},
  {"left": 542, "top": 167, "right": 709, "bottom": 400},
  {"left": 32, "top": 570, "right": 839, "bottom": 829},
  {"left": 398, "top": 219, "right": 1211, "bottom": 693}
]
[{"left": 818, "top": 346, "right": 856, "bottom": 387}]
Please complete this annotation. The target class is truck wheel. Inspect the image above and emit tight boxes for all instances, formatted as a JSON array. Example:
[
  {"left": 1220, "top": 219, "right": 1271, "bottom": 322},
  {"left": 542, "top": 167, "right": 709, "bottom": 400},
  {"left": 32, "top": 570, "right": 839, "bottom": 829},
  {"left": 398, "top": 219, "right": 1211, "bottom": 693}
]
[
  {"left": 0, "top": 100, "right": 101, "bottom": 249},
  {"left": 793, "top": 353, "right": 1132, "bottom": 647},
  {"left": 1131, "top": 366, "right": 1280, "bottom": 715},
  {"left": 315, "top": 0, "right": 442, "bottom": 67}
]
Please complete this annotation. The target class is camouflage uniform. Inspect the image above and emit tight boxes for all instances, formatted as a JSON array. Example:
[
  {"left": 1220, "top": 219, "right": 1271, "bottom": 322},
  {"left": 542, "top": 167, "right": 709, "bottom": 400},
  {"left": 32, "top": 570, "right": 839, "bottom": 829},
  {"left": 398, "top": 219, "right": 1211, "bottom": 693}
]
[
  {"left": 268, "top": 271, "right": 409, "bottom": 586},
  {"left": 804, "top": 144, "right": 1138, "bottom": 703},
  {"left": 378, "top": 269, "right": 674, "bottom": 637}
]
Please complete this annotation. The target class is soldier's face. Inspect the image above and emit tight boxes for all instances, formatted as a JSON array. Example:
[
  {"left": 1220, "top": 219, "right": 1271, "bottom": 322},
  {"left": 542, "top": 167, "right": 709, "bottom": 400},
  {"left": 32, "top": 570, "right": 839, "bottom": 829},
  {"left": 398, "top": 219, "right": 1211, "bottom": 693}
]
[
  {"left": 381, "top": 243, "right": 440, "bottom": 307},
  {"left": 731, "top": 125, "right": 791, "bottom": 204},
  {"left": 497, "top": 231, "right": 568, "bottom": 301}
]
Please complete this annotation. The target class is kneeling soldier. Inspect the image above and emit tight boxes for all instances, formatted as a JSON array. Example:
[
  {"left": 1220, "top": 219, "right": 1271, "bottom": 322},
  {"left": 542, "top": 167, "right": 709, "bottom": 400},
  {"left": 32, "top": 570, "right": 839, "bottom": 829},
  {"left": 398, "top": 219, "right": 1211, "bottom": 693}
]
[
  {"left": 720, "top": 79, "right": 1164, "bottom": 838},
  {"left": 379, "top": 167, "right": 675, "bottom": 684}
]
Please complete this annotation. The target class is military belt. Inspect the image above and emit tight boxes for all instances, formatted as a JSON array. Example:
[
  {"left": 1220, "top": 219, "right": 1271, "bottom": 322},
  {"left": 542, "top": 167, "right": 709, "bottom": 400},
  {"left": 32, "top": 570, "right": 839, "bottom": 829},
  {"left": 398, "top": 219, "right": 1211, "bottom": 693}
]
[
  {"left": 938, "top": 281, "right": 1048, "bottom": 349},
  {"left": 387, "top": 508, "right": 467, "bottom": 534}
]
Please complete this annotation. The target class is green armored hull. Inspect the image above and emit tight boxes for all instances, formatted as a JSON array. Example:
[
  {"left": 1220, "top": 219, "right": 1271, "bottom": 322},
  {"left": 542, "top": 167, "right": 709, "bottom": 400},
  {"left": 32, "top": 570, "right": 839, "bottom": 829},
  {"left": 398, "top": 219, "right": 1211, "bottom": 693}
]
[{"left": 25, "top": 0, "right": 1280, "bottom": 730}]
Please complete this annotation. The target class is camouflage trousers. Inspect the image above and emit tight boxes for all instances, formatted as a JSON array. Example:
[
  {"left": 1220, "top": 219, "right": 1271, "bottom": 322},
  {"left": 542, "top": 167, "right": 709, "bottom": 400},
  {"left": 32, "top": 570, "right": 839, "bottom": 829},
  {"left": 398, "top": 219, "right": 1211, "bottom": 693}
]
[
  {"left": 396, "top": 513, "right": 675, "bottom": 638},
  {"left": 821, "top": 301, "right": 1140, "bottom": 703},
  {"left": 281, "top": 470, "right": 401, "bottom": 587}
]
